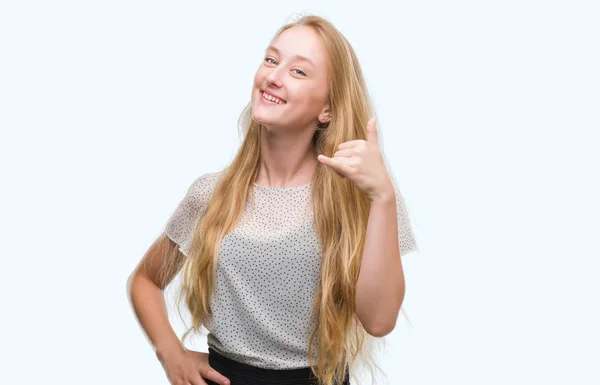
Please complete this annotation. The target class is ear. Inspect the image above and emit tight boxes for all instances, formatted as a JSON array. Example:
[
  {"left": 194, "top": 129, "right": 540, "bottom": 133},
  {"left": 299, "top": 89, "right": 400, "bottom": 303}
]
[{"left": 318, "top": 105, "right": 332, "bottom": 124}]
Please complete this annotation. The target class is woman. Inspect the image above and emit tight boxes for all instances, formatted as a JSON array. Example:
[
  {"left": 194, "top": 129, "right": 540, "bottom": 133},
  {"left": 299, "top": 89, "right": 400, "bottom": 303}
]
[{"left": 127, "top": 14, "right": 418, "bottom": 385}]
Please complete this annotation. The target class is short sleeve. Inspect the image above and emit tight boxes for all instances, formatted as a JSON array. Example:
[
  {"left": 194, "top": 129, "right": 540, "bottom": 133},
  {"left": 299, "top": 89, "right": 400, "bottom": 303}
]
[
  {"left": 394, "top": 187, "right": 418, "bottom": 257},
  {"left": 164, "top": 172, "right": 218, "bottom": 257}
]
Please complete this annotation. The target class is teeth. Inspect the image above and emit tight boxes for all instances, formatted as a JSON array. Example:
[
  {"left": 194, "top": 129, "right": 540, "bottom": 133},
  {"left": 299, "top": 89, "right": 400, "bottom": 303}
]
[{"left": 262, "top": 91, "right": 284, "bottom": 105}]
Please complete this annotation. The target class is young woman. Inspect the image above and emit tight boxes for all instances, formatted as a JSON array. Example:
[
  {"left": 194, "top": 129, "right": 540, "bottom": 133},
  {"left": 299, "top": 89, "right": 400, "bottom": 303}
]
[{"left": 127, "top": 14, "right": 418, "bottom": 385}]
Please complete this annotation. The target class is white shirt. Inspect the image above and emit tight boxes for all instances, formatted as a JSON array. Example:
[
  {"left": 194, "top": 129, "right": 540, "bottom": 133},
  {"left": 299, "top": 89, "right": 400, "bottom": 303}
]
[{"left": 164, "top": 170, "right": 417, "bottom": 369}]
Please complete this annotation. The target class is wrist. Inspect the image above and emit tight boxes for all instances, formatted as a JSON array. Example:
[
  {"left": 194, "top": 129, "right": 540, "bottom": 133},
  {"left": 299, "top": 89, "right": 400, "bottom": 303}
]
[
  {"left": 155, "top": 339, "right": 185, "bottom": 362},
  {"left": 369, "top": 185, "right": 396, "bottom": 203}
]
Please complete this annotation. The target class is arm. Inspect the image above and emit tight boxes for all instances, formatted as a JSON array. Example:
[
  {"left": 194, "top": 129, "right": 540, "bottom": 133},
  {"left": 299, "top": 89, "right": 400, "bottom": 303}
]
[
  {"left": 126, "top": 233, "right": 187, "bottom": 360},
  {"left": 355, "top": 188, "right": 405, "bottom": 337}
]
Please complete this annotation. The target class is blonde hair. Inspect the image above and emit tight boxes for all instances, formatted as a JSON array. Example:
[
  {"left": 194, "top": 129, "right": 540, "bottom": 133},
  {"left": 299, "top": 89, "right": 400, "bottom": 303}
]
[{"left": 160, "top": 14, "right": 401, "bottom": 385}]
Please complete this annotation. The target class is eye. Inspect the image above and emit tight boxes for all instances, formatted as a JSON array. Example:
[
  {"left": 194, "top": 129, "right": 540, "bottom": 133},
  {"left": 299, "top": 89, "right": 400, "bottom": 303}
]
[
  {"left": 293, "top": 69, "right": 307, "bottom": 77},
  {"left": 265, "top": 57, "right": 277, "bottom": 65}
]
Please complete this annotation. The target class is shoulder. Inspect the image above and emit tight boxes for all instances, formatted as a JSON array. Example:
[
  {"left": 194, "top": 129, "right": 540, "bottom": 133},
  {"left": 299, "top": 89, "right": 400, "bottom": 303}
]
[
  {"left": 163, "top": 170, "right": 224, "bottom": 250},
  {"left": 392, "top": 184, "right": 419, "bottom": 256},
  {"left": 183, "top": 170, "right": 222, "bottom": 208},
  {"left": 188, "top": 170, "right": 221, "bottom": 194}
]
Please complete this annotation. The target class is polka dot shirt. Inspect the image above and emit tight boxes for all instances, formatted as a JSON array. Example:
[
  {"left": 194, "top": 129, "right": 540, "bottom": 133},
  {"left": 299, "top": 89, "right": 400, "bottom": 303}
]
[{"left": 164, "top": 171, "right": 418, "bottom": 369}]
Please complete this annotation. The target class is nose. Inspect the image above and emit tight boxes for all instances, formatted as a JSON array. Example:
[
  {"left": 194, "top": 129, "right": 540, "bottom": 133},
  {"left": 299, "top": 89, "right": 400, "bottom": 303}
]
[{"left": 265, "top": 66, "right": 284, "bottom": 88}]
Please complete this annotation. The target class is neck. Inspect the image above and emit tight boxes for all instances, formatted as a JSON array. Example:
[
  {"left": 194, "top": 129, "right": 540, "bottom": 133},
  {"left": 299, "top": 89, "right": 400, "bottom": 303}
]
[{"left": 256, "top": 125, "right": 318, "bottom": 188}]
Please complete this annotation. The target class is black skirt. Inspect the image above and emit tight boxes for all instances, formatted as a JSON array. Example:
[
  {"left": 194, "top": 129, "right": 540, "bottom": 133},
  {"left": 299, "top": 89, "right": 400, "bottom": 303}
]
[{"left": 204, "top": 347, "right": 351, "bottom": 385}]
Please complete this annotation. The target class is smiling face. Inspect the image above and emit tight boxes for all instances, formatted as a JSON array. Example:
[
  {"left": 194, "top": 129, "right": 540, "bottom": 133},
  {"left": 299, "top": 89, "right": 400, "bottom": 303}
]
[{"left": 251, "top": 25, "right": 332, "bottom": 132}]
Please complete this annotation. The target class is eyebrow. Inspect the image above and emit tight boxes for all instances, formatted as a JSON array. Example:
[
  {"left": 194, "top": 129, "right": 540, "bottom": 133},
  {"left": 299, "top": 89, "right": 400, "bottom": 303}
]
[{"left": 266, "top": 45, "right": 315, "bottom": 67}]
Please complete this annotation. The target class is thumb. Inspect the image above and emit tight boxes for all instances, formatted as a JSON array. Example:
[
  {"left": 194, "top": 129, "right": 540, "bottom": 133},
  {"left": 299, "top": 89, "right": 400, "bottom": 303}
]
[{"left": 366, "top": 117, "right": 379, "bottom": 146}]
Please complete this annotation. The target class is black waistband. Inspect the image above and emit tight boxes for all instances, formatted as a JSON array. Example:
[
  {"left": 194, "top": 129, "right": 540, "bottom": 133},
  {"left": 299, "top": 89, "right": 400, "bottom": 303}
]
[{"left": 207, "top": 347, "right": 350, "bottom": 385}]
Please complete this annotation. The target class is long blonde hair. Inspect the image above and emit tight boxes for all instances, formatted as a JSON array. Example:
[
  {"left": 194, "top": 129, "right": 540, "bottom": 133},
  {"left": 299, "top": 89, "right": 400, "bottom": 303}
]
[{"left": 161, "top": 15, "right": 398, "bottom": 385}]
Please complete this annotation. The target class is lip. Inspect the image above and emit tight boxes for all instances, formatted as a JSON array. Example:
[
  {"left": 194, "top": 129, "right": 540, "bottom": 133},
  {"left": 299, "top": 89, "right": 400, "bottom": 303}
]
[{"left": 260, "top": 89, "right": 286, "bottom": 103}]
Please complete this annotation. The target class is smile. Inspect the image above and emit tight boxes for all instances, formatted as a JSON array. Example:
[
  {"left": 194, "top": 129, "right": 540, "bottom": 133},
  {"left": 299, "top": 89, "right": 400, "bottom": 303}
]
[{"left": 261, "top": 91, "right": 286, "bottom": 105}]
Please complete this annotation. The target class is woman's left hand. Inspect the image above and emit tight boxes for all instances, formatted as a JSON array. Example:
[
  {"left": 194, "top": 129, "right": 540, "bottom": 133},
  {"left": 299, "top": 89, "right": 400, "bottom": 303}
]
[{"left": 317, "top": 117, "right": 395, "bottom": 202}]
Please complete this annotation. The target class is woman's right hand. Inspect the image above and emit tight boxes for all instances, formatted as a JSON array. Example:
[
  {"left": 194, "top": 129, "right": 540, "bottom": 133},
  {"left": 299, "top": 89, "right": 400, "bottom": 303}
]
[{"left": 157, "top": 346, "right": 231, "bottom": 385}]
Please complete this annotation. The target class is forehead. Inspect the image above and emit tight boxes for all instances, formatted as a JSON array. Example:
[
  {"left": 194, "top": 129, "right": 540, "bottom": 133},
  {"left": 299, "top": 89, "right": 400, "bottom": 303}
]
[{"left": 269, "top": 25, "right": 328, "bottom": 66}]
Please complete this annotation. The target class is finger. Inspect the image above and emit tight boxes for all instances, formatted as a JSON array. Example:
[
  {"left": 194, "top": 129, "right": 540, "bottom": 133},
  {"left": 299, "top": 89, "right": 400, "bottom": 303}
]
[
  {"left": 317, "top": 154, "right": 354, "bottom": 176},
  {"left": 332, "top": 148, "right": 355, "bottom": 158},
  {"left": 337, "top": 140, "right": 363, "bottom": 150},
  {"left": 189, "top": 373, "right": 207, "bottom": 385},
  {"left": 193, "top": 377, "right": 216, "bottom": 385},
  {"left": 192, "top": 374, "right": 222, "bottom": 385},
  {"left": 199, "top": 367, "right": 230, "bottom": 385}
]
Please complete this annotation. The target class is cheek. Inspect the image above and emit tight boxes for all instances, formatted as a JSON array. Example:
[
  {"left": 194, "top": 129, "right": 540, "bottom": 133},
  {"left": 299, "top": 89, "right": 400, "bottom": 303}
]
[
  {"left": 295, "top": 86, "right": 325, "bottom": 112},
  {"left": 253, "top": 66, "right": 268, "bottom": 85},
  {"left": 253, "top": 72, "right": 261, "bottom": 87},
  {"left": 252, "top": 71, "right": 267, "bottom": 98}
]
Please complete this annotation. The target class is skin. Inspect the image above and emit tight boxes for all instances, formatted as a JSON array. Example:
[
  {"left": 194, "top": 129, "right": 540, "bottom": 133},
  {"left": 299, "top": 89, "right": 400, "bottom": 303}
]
[
  {"left": 128, "top": 24, "right": 403, "bottom": 385},
  {"left": 127, "top": 27, "right": 333, "bottom": 385},
  {"left": 127, "top": 235, "right": 232, "bottom": 385},
  {"left": 251, "top": 25, "right": 332, "bottom": 188},
  {"left": 251, "top": 27, "right": 402, "bottom": 335}
]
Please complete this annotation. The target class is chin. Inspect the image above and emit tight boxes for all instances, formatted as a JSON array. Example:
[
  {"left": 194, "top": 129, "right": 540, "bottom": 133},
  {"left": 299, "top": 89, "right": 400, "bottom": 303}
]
[
  {"left": 254, "top": 118, "right": 278, "bottom": 130},
  {"left": 251, "top": 111, "right": 270, "bottom": 127},
  {"left": 252, "top": 107, "right": 275, "bottom": 126}
]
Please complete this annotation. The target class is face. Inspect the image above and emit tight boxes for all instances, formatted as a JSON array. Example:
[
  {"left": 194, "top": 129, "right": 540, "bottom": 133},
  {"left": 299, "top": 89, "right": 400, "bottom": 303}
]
[{"left": 251, "top": 25, "right": 331, "bottom": 132}]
